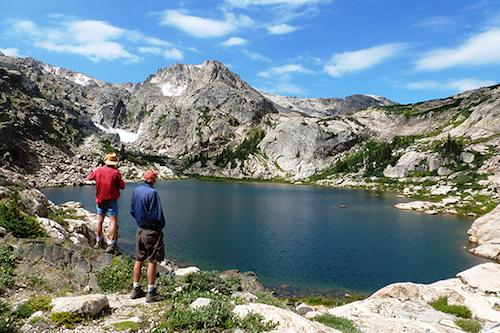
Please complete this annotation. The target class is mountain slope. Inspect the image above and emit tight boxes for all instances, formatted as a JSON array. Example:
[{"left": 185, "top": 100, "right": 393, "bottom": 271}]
[{"left": 0, "top": 53, "right": 499, "bottom": 194}]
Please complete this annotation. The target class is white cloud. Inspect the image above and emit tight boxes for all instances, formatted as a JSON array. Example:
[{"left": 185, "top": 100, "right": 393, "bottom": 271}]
[
  {"left": 0, "top": 48, "right": 21, "bottom": 57},
  {"left": 415, "top": 16, "right": 454, "bottom": 31},
  {"left": 324, "top": 43, "right": 407, "bottom": 77},
  {"left": 273, "top": 82, "right": 305, "bottom": 94},
  {"left": 415, "top": 28, "right": 500, "bottom": 70},
  {"left": 222, "top": 37, "right": 248, "bottom": 47},
  {"left": 163, "top": 48, "right": 184, "bottom": 60},
  {"left": 160, "top": 10, "right": 253, "bottom": 38},
  {"left": 242, "top": 49, "right": 272, "bottom": 62},
  {"left": 257, "top": 63, "right": 312, "bottom": 95},
  {"left": 225, "top": 0, "right": 320, "bottom": 7},
  {"left": 258, "top": 63, "right": 313, "bottom": 77},
  {"left": 406, "top": 78, "right": 496, "bottom": 92},
  {"left": 138, "top": 46, "right": 163, "bottom": 55},
  {"left": 7, "top": 18, "right": 176, "bottom": 63},
  {"left": 267, "top": 24, "right": 298, "bottom": 34}
]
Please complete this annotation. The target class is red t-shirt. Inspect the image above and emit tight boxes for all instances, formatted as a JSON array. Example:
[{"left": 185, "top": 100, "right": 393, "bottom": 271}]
[{"left": 87, "top": 166, "right": 125, "bottom": 204}]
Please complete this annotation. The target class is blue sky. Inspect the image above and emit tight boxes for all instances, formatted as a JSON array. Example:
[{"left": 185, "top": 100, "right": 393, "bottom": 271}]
[{"left": 1, "top": 0, "right": 499, "bottom": 103}]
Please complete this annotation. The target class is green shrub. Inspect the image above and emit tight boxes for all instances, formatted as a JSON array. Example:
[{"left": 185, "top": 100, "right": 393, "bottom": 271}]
[
  {"left": 0, "top": 192, "right": 45, "bottom": 239},
  {"left": 254, "top": 291, "right": 289, "bottom": 309},
  {"left": 96, "top": 256, "right": 133, "bottom": 293},
  {"left": 313, "top": 314, "right": 362, "bottom": 333},
  {"left": 0, "top": 317, "right": 16, "bottom": 333},
  {"left": 26, "top": 296, "right": 52, "bottom": 312},
  {"left": 429, "top": 296, "right": 472, "bottom": 318},
  {"left": 0, "top": 300, "right": 16, "bottom": 333},
  {"left": 214, "top": 127, "right": 265, "bottom": 168},
  {"left": 13, "top": 296, "right": 52, "bottom": 319},
  {"left": 47, "top": 208, "right": 80, "bottom": 229},
  {"left": 433, "top": 135, "right": 464, "bottom": 160},
  {"left": 156, "top": 296, "right": 233, "bottom": 332},
  {"left": 455, "top": 319, "right": 482, "bottom": 333},
  {"left": 234, "top": 312, "right": 277, "bottom": 332},
  {"left": 223, "top": 275, "right": 241, "bottom": 290},
  {"left": 12, "top": 304, "right": 33, "bottom": 319},
  {"left": 50, "top": 312, "right": 83, "bottom": 329},
  {"left": 0, "top": 245, "right": 16, "bottom": 292},
  {"left": 308, "top": 135, "right": 421, "bottom": 181},
  {"left": 294, "top": 293, "right": 366, "bottom": 308},
  {"left": 184, "top": 271, "right": 231, "bottom": 295},
  {"left": 112, "top": 320, "right": 141, "bottom": 332},
  {"left": 156, "top": 273, "right": 176, "bottom": 297}
]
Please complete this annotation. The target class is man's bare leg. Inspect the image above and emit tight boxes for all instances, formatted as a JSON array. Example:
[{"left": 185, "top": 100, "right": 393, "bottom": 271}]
[
  {"left": 94, "top": 214, "right": 105, "bottom": 248},
  {"left": 105, "top": 215, "right": 119, "bottom": 253},
  {"left": 147, "top": 262, "right": 157, "bottom": 285},
  {"left": 108, "top": 215, "right": 118, "bottom": 241},
  {"left": 130, "top": 261, "right": 146, "bottom": 299},
  {"left": 133, "top": 261, "right": 143, "bottom": 283}
]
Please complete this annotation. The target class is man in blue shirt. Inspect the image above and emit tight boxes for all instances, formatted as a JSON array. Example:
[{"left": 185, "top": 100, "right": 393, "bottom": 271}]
[{"left": 129, "top": 169, "right": 166, "bottom": 303}]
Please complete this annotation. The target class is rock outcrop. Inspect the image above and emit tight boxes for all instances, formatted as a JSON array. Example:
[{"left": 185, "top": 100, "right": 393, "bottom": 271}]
[
  {"left": 233, "top": 303, "right": 340, "bottom": 333},
  {"left": 468, "top": 204, "right": 500, "bottom": 261},
  {"left": 1, "top": 53, "right": 499, "bottom": 185},
  {"left": 320, "top": 263, "right": 500, "bottom": 333},
  {"left": 51, "top": 294, "right": 109, "bottom": 317}
]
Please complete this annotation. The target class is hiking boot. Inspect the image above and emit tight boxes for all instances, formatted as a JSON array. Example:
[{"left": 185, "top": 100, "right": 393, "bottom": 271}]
[
  {"left": 130, "top": 287, "right": 146, "bottom": 299},
  {"left": 93, "top": 239, "right": 104, "bottom": 249},
  {"left": 146, "top": 289, "right": 164, "bottom": 303},
  {"left": 105, "top": 243, "right": 120, "bottom": 254}
]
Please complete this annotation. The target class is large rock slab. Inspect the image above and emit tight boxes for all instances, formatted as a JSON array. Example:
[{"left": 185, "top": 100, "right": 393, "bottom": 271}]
[
  {"left": 51, "top": 294, "right": 109, "bottom": 317},
  {"left": 383, "top": 151, "right": 426, "bottom": 178},
  {"left": 233, "top": 303, "right": 340, "bottom": 333},
  {"left": 468, "top": 204, "right": 500, "bottom": 261},
  {"left": 457, "top": 263, "right": 500, "bottom": 293},
  {"left": 326, "top": 263, "right": 500, "bottom": 333}
]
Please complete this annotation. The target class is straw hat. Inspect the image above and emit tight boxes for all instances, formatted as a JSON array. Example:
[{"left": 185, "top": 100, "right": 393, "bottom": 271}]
[{"left": 104, "top": 152, "right": 119, "bottom": 166}]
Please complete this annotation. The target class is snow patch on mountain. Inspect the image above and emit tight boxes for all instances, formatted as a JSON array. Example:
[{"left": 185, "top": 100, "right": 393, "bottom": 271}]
[
  {"left": 94, "top": 123, "right": 140, "bottom": 143},
  {"left": 42, "top": 64, "right": 102, "bottom": 87},
  {"left": 159, "top": 82, "right": 187, "bottom": 96}
]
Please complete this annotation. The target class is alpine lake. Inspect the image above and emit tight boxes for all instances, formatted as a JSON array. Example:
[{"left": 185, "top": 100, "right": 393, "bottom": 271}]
[{"left": 42, "top": 179, "right": 485, "bottom": 296}]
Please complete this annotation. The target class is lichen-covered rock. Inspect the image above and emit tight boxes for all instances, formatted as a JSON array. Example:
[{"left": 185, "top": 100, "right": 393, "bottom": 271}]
[
  {"left": 19, "top": 188, "right": 51, "bottom": 217},
  {"left": 233, "top": 303, "right": 340, "bottom": 333},
  {"left": 51, "top": 294, "right": 109, "bottom": 317}
]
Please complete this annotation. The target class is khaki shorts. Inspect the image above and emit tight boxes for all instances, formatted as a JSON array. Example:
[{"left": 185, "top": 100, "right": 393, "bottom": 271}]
[{"left": 135, "top": 228, "right": 165, "bottom": 263}]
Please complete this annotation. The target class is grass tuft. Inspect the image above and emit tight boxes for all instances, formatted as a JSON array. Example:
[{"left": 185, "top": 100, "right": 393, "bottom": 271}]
[
  {"left": 313, "top": 313, "right": 362, "bottom": 333},
  {"left": 455, "top": 319, "right": 482, "bottom": 333},
  {"left": 96, "top": 256, "right": 134, "bottom": 293},
  {"left": 112, "top": 320, "right": 141, "bottom": 332},
  {"left": 429, "top": 296, "right": 472, "bottom": 319},
  {"left": 50, "top": 311, "right": 84, "bottom": 329}
]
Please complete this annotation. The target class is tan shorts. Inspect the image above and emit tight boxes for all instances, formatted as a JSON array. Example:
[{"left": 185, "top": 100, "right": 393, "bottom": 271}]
[{"left": 135, "top": 228, "right": 165, "bottom": 263}]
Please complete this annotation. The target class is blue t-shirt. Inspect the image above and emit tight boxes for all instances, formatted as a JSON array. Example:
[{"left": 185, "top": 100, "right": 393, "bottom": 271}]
[{"left": 130, "top": 183, "right": 166, "bottom": 230}]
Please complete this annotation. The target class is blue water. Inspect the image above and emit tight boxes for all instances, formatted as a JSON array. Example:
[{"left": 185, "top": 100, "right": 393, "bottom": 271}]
[{"left": 42, "top": 179, "right": 485, "bottom": 294}]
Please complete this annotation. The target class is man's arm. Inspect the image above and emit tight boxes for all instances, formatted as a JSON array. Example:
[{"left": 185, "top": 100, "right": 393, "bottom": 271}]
[
  {"left": 116, "top": 172, "right": 125, "bottom": 189},
  {"left": 130, "top": 190, "right": 136, "bottom": 218},
  {"left": 87, "top": 170, "right": 96, "bottom": 180}
]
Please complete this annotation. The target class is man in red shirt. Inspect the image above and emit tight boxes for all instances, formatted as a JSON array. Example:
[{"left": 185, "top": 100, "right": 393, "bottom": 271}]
[{"left": 88, "top": 152, "right": 125, "bottom": 254}]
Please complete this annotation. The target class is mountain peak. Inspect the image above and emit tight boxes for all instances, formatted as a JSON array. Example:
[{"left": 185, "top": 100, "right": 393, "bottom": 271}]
[{"left": 145, "top": 59, "right": 250, "bottom": 97}]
